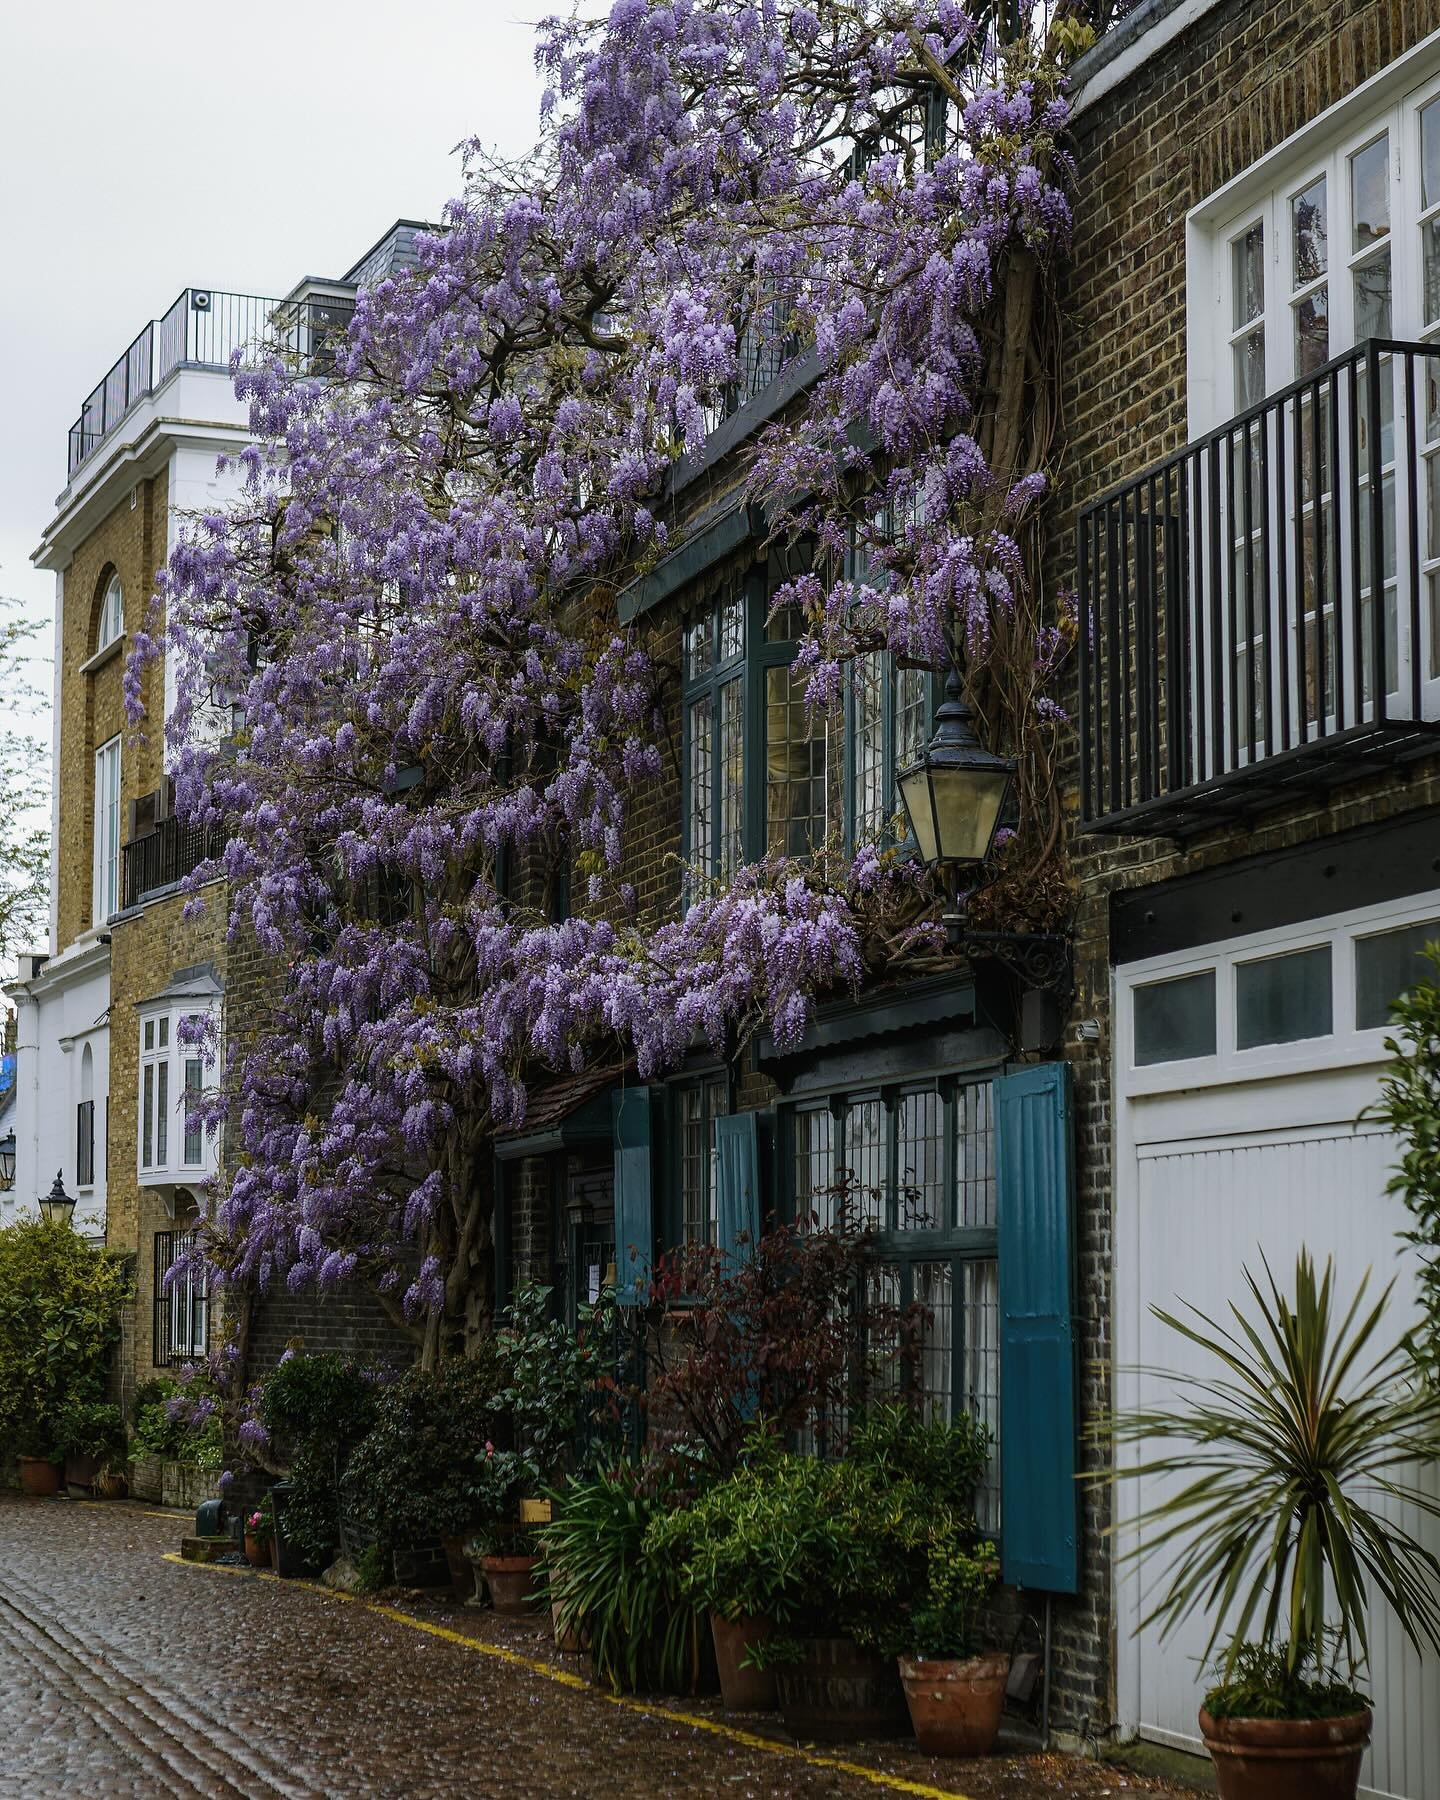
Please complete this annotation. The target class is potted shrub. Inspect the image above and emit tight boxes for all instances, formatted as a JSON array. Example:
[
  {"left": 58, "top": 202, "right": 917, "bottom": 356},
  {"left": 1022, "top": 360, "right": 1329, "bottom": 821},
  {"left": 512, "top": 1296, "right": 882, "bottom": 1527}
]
[
  {"left": 0, "top": 1219, "right": 127, "bottom": 1498},
  {"left": 645, "top": 1460, "right": 805, "bottom": 1710},
  {"left": 1106, "top": 1252, "right": 1440, "bottom": 1800},
  {"left": 56, "top": 1400, "right": 126, "bottom": 1497},
  {"left": 244, "top": 1498, "right": 275, "bottom": 1569},
  {"left": 540, "top": 1461, "right": 710, "bottom": 1694},
  {"left": 894, "top": 1522, "right": 1006, "bottom": 1756},
  {"left": 342, "top": 1349, "right": 505, "bottom": 1599},
  {"left": 15, "top": 1438, "right": 62, "bottom": 1497}
]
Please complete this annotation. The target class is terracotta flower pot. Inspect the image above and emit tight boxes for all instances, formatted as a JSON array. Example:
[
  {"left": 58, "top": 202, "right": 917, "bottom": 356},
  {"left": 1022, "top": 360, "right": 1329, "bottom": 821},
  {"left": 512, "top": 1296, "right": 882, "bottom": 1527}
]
[
  {"left": 243, "top": 1533, "right": 271, "bottom": 1570},
  {"left": 93, "top": 1470, "right": 128, "bottom": 1500},
  {"left": 710, "top": 1611, "right": 778, "bottom": 1712},
  {"left": 17, "top": 1456, "right": 61, "bottom": 1498},
  {"left": 1199, "top": 1706, "right": 1372, "bottom": 1800},
  {"left": 775, "top": 1637, "right": 909, "bottom": 1741},
  {"left": 482, "top": 1552, "right": 541, "bottom": 1614},
  {"left": 898, "top": 1651, "right": 1010, "bottom": 1757}
]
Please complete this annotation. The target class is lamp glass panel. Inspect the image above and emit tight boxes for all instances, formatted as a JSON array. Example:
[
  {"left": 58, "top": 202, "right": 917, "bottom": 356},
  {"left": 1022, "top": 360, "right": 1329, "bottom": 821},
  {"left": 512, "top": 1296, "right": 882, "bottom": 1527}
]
[
  {"left": 897, "top": 764, "right": 939, "bottom": 864},
  {"left": 930, "top": 766, "right": 1009, "bottom": 864}
]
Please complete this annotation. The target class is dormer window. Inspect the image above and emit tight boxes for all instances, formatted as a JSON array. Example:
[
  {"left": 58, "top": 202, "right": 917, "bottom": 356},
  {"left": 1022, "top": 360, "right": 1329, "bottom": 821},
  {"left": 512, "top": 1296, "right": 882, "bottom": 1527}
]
[{"left": 98, "top": 574, "right": 124, "bottom": 651}]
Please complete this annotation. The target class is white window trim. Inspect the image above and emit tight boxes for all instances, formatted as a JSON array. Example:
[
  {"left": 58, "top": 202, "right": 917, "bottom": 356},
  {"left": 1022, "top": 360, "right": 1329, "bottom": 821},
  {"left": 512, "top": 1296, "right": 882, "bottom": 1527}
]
[
  {"left": 1116, "top": 886, "right": 1440, "bottom": 1100},
  {"left": 137, "top": 1002, "right": 219, "bottom": 1186},
  {"left": 97, "top": 574, "right": 124, "bottom": 652},
  {"left": 1187, "top": 29, "right": 1440, "bottom": 437},
  {"left": 93, "top": 735, "right": 121, "bottom": 926}
]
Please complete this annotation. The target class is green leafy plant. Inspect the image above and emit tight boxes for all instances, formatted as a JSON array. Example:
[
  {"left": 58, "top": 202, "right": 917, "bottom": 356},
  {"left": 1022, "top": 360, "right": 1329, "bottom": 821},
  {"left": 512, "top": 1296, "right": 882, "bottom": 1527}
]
[
  {"left": 1105, "top": 1250, "right": 1440, "bottom": 1692},
  {"left": 255, "top": 1353, "right": 387, "bottom": 1563},
  {"left": 342, "top": 1347, "right": 506, "bottom": 1552},
  {"left": 130, "top": 1372, "right": 224, "bottom": 1470},
  {"left": 494, "top": 1283, "right": 624, "bottom": 1495},
  {"left": 903, "top": 1516, "right": 999, "bottom": 1661},
  {"left": 1201, "top": 1642, "right": 1369, "bottom": 1722},
  {"left": 0, "top": 1219, "right": 128, "bottom": 1461},
  {"left": 1366, "top": 942, "right": 1440, "bottom": 1381},
  {"left": 245, "top": 1495, "right": 275, "bottom": 1547},
  {"left": 645, "top": 1414, "right": 995, "bottom": 1663},
  {"left": 541, "top": 1462, "right": 706, "bottom": 1694},
  {"left": 54, "top": 1399, "right": 126, "bottom": 1465}
]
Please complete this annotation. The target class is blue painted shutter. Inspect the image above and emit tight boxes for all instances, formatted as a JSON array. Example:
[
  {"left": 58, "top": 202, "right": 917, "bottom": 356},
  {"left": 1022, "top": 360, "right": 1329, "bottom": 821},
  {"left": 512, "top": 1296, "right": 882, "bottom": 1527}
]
[
  {"left": 715, "top": 1111, "right": 760, "bottom": 1267},
  {"left": 995, "top": 1061, "right": 1079, "bottom": 1593},
  {"left": 612, "top": 1087, "right": 655, "bottom": 1306}
]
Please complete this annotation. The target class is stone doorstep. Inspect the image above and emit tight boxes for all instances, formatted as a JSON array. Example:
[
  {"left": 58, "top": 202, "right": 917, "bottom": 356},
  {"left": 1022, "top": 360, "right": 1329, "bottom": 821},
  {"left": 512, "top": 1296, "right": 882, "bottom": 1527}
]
[{"left": 179, "top": 1535, "right": 234, "bottom": 1564}]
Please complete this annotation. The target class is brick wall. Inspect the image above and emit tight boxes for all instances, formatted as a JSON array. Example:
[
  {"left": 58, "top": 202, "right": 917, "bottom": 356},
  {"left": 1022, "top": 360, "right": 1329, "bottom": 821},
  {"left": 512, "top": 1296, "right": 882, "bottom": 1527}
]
[
  {"left": 1040, "top": 0, "right": 1440, "bottom": 1743},
  {"left": 56, "top": 470, "right": 168, "bottom": 947},
  {"left": 107, "top": 886, "right": 226, "bottom": 1411}
]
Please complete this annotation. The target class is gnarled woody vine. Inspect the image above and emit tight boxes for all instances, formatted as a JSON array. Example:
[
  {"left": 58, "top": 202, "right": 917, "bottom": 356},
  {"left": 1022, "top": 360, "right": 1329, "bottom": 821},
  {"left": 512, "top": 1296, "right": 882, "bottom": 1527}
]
[{"left": 130, "top": 0, "right": 1111, "bottom": 1364}]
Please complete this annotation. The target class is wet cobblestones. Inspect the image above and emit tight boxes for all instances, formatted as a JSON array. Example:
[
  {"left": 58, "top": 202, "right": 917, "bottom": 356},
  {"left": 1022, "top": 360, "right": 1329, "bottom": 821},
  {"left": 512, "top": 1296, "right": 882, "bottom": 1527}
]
[{"left": 0, "top": 1496, "right": 1188, "bottom": 1798}]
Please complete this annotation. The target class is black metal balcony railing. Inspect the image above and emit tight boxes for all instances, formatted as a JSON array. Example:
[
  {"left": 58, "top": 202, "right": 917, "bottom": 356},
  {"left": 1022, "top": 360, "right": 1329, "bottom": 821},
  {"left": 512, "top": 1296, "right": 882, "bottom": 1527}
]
[
  {"left": 122, "top": 817, "right": 222, "bottom": 910},
  {"left": 1078, "top": 339, "right": 1440, "bottom": 837},
  {"left": 66, "top": 289, "right": 355, "bottom": 479}
]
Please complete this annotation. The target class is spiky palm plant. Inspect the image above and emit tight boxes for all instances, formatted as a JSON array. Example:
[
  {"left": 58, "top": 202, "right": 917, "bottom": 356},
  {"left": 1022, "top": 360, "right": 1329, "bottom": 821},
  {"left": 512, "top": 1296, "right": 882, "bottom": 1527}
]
[{"left": 1105, "top": 1250, "right": 1440, "bottom": 1680}]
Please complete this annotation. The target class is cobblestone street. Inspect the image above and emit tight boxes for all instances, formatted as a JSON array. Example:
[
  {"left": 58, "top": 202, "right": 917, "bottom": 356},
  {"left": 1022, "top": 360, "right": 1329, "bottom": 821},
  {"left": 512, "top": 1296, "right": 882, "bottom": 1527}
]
[{"left": 0, "top": 1496, "right": 1188, "bottom": 1799}]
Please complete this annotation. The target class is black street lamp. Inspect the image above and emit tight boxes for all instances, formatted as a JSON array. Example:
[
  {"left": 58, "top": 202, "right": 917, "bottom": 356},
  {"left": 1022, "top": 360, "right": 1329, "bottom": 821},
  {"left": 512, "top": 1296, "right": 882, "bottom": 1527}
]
[
  {"left": 899, "top": 670, "right": 1070, "bottom": 995},
  {"left": 0, "top": 1132, "right": 14, "bottom": 1191},
  {"left": 38, "top": 1170, "right": 76, "bottom": 1229}
]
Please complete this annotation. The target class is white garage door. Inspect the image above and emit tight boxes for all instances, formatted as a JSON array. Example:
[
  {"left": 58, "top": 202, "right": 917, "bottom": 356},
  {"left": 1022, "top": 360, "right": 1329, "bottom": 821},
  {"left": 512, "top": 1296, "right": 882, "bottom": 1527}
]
[{"left": 1114, "top": 894, "right": 1440, "bottom": 1800}]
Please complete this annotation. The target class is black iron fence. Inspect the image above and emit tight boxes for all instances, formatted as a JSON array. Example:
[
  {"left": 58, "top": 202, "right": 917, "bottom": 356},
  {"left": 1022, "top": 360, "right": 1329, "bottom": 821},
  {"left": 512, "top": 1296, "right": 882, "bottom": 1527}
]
[
  {"left": 1078, "top": 338, "right": 1440, "bottom": 837},
  {"left": 67, "top": 288, "right": 355, "bottom": 479},
  {"left": 122, "top": 816, "right": 222, "bottom": 909}
]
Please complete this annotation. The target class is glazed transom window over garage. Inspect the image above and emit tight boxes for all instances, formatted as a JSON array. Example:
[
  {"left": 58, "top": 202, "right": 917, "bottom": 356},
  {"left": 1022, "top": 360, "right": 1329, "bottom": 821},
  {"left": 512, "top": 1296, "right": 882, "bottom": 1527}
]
[
  {"left": 1125, "top": 901, "right": 1440, "bottom": 1076},
  {"left": 785, "top": 1076, "right": 1000, "bottom": 1529}
]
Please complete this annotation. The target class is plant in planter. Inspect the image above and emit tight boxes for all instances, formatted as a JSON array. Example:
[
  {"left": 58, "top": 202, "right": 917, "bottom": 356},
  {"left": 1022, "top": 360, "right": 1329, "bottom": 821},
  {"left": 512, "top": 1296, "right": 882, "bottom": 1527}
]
[
  {"left": 0, "top": 1217, "right": 127, "bottom": 1491},
  {"left": 1105, "top": 1251, "right": 1440, "bottom": 1800},
  {"left": 342, "top": 1346, "right": 505, "bottom": 1597},
  {"left": 657, "top": 1410, "right": 995, "bottom": 1739},
  {"left": 644, "top": 1211, "right": 923, "bottom": 1477},
  {"left": 893, "top": 1520, "right": 1005, "bottom": 1756},
  {"left": 55, "top": 1399, "right": 127, "bottom": 1497},
  {"left": 244, "top": 1497, "right": 275, "bottom": 1569},
  {"left": 249, "top": 1353, "right": 385, "bottom": 1570},
  {"left": 540, "top": 1460, "right": 708, "bottom": 1694}
]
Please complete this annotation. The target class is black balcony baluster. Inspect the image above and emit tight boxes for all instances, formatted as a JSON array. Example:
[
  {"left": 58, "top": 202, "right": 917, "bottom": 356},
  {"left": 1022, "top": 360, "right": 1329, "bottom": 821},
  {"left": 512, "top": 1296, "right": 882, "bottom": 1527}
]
[{"left": 1077, "top": 340, "right": 1440, "bottom": 837}]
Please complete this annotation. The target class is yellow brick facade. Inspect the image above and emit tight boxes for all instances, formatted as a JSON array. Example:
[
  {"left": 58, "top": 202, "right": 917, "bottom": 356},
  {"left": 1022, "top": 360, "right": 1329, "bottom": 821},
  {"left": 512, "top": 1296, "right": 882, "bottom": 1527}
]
[{"left": 55, "top": 472, "right": 168, "bottom": 947}]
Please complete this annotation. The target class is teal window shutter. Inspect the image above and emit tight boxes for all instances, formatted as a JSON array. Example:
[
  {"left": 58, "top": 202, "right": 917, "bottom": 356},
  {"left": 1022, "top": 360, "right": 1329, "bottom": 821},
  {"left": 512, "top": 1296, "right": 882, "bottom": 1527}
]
[
  {"left": 714, "top": 1111, "right": 760, "bottom": 1267},
  {"left": 995, "top": 1061, "right": 1079, "bottom": 1594},
  {"left": 612, "top": 1087, "right": 655, "bottom": 1305}
]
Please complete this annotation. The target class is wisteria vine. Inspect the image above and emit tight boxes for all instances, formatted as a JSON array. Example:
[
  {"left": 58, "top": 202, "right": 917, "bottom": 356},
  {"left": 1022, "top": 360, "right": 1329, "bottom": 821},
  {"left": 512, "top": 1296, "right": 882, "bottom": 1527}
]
[{"left": 134, "top": 0, "right": 1105, "bottom": 1360}]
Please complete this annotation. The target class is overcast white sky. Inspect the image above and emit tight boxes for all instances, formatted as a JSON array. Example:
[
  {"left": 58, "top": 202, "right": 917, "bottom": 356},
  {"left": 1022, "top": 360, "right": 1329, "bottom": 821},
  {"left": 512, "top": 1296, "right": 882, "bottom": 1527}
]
[{"left": 0, "top": 0, "right": 549, "bottom": 661}]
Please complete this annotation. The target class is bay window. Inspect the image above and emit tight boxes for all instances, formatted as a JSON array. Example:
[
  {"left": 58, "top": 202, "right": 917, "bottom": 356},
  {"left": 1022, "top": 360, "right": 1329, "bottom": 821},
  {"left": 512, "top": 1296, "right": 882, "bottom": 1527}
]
[{"left": 138, "top": 1005, "right": 216, "bottom": 1184}]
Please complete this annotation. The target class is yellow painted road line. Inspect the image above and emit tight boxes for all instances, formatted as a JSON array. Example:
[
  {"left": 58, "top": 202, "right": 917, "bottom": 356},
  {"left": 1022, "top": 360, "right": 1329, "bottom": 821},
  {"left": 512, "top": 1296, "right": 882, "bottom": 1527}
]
[{"left": 161, "top": 1553, "right": 975, "bottom": 1800}]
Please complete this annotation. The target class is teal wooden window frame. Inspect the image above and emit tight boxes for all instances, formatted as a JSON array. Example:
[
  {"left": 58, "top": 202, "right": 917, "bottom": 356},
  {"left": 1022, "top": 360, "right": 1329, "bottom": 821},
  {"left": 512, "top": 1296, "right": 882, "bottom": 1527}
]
[
  {"left": 681, "top": 577, "right": 751, "bottom": 883},
  {"left": 669, "top": 1070, "right": 731, "bottom": 1248},
  {"left": 780, "top": 1069, "right": 1002, "bottom": 1529}
]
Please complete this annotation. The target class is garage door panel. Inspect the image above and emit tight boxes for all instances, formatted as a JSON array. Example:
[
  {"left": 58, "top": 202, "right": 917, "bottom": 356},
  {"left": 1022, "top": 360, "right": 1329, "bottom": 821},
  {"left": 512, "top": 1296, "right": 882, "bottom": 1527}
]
[{"left": 1117, "top": 1104, "right": 1439, "bottom": 1800}]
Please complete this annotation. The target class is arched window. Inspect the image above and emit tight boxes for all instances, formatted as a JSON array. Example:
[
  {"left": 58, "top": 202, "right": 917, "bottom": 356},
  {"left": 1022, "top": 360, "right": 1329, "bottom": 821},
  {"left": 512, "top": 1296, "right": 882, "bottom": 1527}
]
[
  {"left": 77, "top": 1044, "right": 96, "bottom": 1188},
  {"left": 97, "top": 574, "right": 124, "bottom": 652}
]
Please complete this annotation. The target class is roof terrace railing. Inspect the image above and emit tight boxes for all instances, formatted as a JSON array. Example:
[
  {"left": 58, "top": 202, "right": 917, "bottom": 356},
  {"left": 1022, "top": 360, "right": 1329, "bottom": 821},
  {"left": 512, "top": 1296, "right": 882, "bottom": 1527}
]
[{"left": 65, "top": 288, "right": 355, "bottom": 480}]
